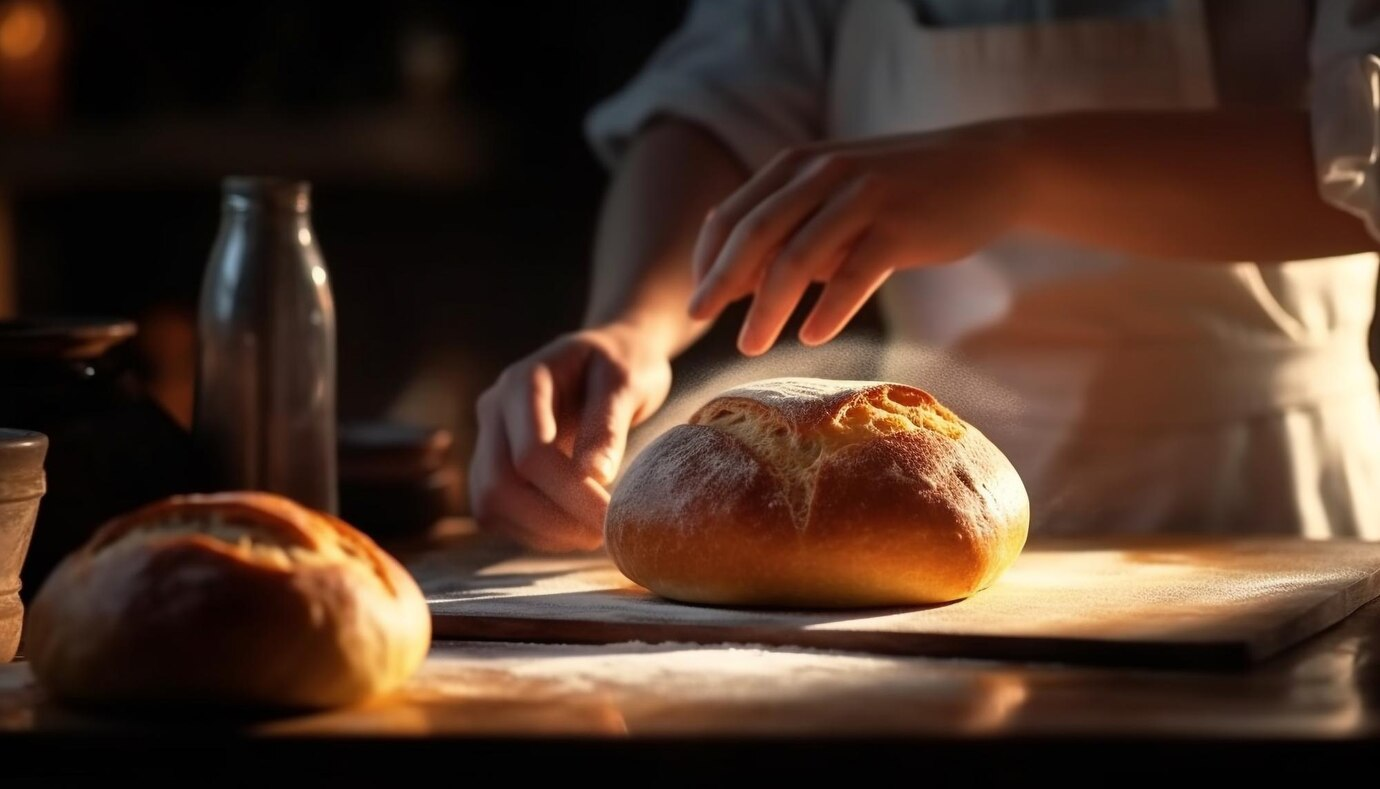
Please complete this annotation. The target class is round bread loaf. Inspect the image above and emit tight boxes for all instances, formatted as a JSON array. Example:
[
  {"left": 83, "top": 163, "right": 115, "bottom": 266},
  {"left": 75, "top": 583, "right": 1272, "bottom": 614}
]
[
  {"left": 26, "top": 492, "right": 430, "bottom": 709},
  {"left": 606, "top": 378, "right": 1029, "bottom": 607}
]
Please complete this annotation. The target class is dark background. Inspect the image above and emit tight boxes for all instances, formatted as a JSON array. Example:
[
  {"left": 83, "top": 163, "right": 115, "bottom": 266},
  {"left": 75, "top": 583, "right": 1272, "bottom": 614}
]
[{"left": 1, "top": 0, "right": 706, "bottom": 479}]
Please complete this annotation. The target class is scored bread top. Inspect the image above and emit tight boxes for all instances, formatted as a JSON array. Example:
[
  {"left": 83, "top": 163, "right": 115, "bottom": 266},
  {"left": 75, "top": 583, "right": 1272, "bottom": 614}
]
[
  {"left": 688, "top": 378, "right": 969, "bottom": 528},
  {"left": 695, "top": 378, "right": 965, "bottom": 440},
  {"left": 84, "top": 492, "right": 401, "bottom": 595}
]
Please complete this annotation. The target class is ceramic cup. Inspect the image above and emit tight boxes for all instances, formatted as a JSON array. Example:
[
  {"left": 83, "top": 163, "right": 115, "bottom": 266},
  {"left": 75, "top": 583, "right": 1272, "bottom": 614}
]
[{"left": 0, "top": 429, "right": 47, "bottom": 662}]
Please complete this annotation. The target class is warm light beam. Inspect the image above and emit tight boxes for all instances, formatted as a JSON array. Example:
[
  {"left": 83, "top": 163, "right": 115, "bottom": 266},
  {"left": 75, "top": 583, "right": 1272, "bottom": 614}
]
[{"left": 0, "top": 2, "right": 47, "bottom": 61}]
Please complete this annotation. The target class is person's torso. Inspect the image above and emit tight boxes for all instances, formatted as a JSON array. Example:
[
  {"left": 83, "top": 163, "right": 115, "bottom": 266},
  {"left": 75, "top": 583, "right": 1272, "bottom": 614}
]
[{"left": 823, "top": 0, "right": 1378, "bottom": 430}]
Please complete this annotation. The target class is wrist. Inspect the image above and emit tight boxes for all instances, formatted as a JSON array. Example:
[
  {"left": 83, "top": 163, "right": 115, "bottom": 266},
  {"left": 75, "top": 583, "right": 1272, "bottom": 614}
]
[
  {"left": 585, "top": 310, "right": 687, "bottom": 359},
  {"left": 992, "top": 116, "right": 1051, "bottom": 232},
  {"left": 960, "top": 117, "right": 1040, "bottom": 232}
]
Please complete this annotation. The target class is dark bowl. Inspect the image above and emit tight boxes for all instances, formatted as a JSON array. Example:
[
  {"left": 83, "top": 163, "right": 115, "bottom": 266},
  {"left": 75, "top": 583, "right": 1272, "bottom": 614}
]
[
  {"left": 0, "top": 318, "right": 138, "bottom": 361},
  {"left": 0, "top": 317, "right": 203, "bottom": 600}
]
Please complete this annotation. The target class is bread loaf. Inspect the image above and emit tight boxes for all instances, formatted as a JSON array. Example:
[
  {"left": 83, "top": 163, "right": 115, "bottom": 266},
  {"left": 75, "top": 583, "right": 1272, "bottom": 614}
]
[
  {"left": 26, "top": 492, "right": 430, "bottom": 709},
  {"left": 606, "top": 378, "right": 1029, "bottom": 607}
]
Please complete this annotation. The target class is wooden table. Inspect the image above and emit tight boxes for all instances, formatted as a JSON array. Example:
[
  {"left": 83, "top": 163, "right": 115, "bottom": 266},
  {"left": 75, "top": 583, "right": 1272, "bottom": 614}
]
[{"left": 4, "top": 526, "right": 1380, "bottom": 779}]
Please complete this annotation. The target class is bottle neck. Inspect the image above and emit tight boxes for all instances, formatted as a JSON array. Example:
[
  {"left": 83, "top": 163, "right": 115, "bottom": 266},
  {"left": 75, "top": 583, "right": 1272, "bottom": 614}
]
[
  {"left": 217, "top": 204, "right": 313, "bottom": 250},
  {"left": 220, "top": 177, "right": 312, "bottom": 216},
  {"left": 220, "top": 203, "right": 311, "bottom": 225}
]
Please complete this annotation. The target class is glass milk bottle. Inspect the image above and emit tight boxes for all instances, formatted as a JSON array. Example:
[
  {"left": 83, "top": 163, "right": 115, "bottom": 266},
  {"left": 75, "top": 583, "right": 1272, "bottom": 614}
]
[{"left": 194, "top": 177, "right": 338, "bottom": 513}]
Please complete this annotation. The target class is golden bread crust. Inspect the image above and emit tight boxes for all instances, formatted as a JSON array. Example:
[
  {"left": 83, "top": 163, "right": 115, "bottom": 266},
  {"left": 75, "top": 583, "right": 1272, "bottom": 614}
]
[
  {"left": 606, "top": 378, "right": 1029, "bottom": 607},
  {"left": 26, "top": 492, "right": 431, "bottom": 709}
]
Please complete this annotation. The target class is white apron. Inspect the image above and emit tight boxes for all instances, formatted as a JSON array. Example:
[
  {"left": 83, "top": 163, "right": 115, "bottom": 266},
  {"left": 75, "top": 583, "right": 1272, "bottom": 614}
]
[{"left": 829, "top": 0, "right": 1380, "bottom": 537}]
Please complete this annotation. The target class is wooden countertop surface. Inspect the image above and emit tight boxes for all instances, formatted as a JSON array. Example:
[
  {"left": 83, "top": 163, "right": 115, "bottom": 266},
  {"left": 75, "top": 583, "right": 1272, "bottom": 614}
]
[{"left": 4, "top": 523, "right": 1380, "bottom": 777}]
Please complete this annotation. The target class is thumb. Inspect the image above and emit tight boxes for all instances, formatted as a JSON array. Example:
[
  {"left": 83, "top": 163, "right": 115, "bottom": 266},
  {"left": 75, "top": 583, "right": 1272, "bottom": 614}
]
[{"left": 573, "top": 358, "right": 639, "bottom": 486}]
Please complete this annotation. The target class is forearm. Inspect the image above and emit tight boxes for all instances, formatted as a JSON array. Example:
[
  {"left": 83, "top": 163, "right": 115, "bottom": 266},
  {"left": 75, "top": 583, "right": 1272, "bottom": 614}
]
[
  {"left": 584, "top": 119, "right": 748, "bottom": 356},
  {"left": 1013, "top": 109, "right": 1378, "bottom": 261}
]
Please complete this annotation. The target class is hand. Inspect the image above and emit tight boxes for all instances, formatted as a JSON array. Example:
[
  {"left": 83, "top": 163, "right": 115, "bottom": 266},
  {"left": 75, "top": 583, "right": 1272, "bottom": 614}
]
[
  {"left": 688, "top": 124, "right": 1025, "bottom": 355},
  {"left": 468, "top": 323, "right": 673, "bottom": 552}
]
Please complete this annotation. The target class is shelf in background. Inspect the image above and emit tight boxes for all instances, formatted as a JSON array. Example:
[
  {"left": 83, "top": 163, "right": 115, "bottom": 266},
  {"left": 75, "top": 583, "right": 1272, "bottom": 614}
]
[{"left": 0, "top": 106, "right": 493, "bottom": 189}]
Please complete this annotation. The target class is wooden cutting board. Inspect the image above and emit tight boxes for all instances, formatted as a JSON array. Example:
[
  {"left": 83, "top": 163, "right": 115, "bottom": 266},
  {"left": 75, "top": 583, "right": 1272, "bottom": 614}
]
[{"left": 420, "top": 537, "right": 1380, "bottom": 668}]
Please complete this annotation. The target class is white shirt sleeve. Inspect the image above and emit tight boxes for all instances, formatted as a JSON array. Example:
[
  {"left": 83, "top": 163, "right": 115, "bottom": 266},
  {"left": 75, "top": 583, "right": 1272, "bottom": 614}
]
[
  {"left": 585, "top": 0, "right": 840, "bottom": 171},
  {"left": 1311, "top": 0, "right": 1380, "bottom": 239}
]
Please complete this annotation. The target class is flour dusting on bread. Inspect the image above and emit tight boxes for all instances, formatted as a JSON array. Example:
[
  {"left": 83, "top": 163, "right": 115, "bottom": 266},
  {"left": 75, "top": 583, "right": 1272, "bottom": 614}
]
[
  {"left": 691, "top": 378, "right": 967, "bottom": 526},
  {"left": 605, "top": 377, "right": 1029, "bottom": 607}
]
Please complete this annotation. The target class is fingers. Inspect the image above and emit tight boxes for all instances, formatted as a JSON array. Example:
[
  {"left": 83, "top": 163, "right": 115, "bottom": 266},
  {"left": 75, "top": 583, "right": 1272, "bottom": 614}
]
[
  {"left": 487, "top": 472, "right": 605, "bottom": 553},
  {"left": 500, "top": 363, "right": 558, "bottom": 457},
  {"left": 474, "top": 418, "right": 606, "bottom": 552},
  {"left": 691, "top": 148, "right": 806, "bottom": 284},
  {"left": 572, "top": 356, "right": 639, "bottom": 485},
  {"left": 799, "top": 230, "right": 895, "bottom": 346},
  {"left": 736, "top": 179, "right": 877, "bottom": 355},
  {"left": 468, "top": 332, "right": 665, "bottom": 552},
  {"left": 528, "top": 363, "right": 558, "bottom": 444},
  {"left": 471, "top": 380, "right": 607, "bottom": 553},
  {"left": 501, "top": 394, "right": 610, "bottom": 530},
  {"left": 690, "top": 150, "right": 850, "bottom": 320},
  {"left": 690, "top": 209, "right": 726, "bottom": 285}
]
